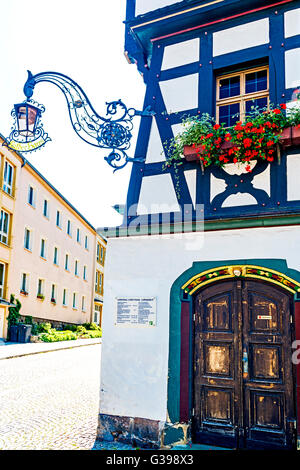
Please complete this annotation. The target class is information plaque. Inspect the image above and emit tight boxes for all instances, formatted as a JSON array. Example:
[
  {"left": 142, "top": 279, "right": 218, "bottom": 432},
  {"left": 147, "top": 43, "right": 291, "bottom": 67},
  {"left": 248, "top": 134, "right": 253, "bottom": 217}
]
[{"left": 115, "top": 297, "right": 156, "bottom": 327}]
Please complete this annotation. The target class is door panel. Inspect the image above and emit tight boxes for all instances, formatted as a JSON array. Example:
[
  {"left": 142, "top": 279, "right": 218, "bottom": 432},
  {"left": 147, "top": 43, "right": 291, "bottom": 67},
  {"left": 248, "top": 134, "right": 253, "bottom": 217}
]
[
  {"left": 242, "top": 281, "right": 295, "bottom": 449},
  {"left": 193, "top": 281, "right": 241, "bottom": 448},
  {"left": 193, "top": 279, "right": 296, "bottom": 449}
]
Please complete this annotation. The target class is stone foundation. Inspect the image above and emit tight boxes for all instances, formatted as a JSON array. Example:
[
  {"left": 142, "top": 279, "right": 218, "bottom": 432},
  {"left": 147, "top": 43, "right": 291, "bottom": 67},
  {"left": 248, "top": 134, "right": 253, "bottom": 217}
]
[{"left": 97, "top": 413, "right": 165, "bottom": 449}]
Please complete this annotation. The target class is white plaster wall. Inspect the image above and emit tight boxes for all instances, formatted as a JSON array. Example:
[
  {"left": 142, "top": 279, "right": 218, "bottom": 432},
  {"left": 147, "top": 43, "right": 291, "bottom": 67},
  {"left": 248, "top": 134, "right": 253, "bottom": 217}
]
[
  {"left": 285, "top": 48, "right": 300, "bottom": 89},
  {"left": 161, "top": 38, "right": 200, "bottom": 70},
  {"left": 184, "top": 169, "right": 197, "bottom": 208},
  {"left": 100, "top": 225, "right": 300, "bottom": 422},
  {"left": 213, "top": 18, "right": 269, "bottom": 56},
  {"left": 284, "top": 8, "right": 300, "bottom": 38},
  {"left": 135, "top": 0, "right": 181, "bottom": 16},
  {"left": 137, "top": 174, "right": 180, "bottom": 215},
  {"left": 159, "top": 74, "right": 199, "bottom": 113},
  {"left": 287, "top": 153, "right": 300, "bottom": 201},
  {"left": 145, "top": 119, "right": 166, "bottom": 164}
]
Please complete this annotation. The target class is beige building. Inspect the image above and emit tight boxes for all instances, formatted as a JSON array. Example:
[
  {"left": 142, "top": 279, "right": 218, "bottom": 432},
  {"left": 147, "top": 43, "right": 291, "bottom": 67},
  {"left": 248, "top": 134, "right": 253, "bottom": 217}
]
[
  {"left": 93, "top": 233, "right": 106, "bottom": 326},
  {"left": 0, "top": 134, "right": 106, "bottom": 339}
]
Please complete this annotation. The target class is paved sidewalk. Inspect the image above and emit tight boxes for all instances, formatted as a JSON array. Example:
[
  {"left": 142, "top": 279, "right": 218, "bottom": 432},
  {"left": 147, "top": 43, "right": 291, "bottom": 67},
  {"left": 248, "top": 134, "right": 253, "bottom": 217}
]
[{"left": 0, "top": 337, "right": 101, "bottom": 360}]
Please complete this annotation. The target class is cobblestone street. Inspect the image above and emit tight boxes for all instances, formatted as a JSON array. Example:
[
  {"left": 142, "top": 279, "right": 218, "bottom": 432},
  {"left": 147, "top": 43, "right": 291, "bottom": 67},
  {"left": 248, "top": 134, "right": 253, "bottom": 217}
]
[{"left": 0, "top": 344, "right": 102, "bottom": 450}]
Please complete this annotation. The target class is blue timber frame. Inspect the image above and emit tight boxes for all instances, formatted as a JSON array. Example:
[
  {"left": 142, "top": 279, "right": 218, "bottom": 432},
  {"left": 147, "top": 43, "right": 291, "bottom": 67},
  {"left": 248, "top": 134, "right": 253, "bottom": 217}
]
[{"left": 123, "top": 0, "right": 300, "bottom": 228}]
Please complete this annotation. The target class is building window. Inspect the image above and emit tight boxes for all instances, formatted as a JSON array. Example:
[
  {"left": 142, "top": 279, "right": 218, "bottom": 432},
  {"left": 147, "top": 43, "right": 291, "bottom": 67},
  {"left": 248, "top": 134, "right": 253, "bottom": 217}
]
[
  {"left": 53, "top": 246, "right": 59, "bottom": 265},
  {"left": 96, "top": 243, "right": 100, "bottom": 262},
  {"left": 100, "top": 246, "right": 105, "bottom": 266},
  {"left": 67, "top": 220, "right": 72, "bottom": 236},
  {"left": 56, "top": 210, "right": 61, "bottom": 228},
  {"left": 82, "top": 296, "right": 86, "bottom": 312},
  {"left": 85, "top": 235, "right": 89, "bottom": 250},
  {"left": 3, "top": 161, "right": 14, "bottom": 196},
  {"left": 20, "top": 273, "right": 29, "bottom": 294},
  {"left": 95, "top": 270, "right": 103, "bottom": 295},
  {"left": 0, "top": 263, "right": 6, "bottom": 298},
  {"left": 72, "top": 292, "right": 77, "bottom": 309},
  {"left": 62, "top": 288, "right": 68, "bottom": 306},
  {"left": 40, "top": 239, "right": 46, "bottom": 259},
  {"left": 43, "top": 199, "right": 49, "bottom": 218},
  {"left": 0, "top": 210, "right": 10, "bottom": 245},
  {"left": 24, "top": 228, "right": 32, "bottom": 251},
  {"left": 83, "top": 265, "right": 87, "bottom": 281},
  {"left": 75, "top": 260, "right": 79, "bottom": 276},
  {"left": 76, "top": 228, "right": 81, "bottom": 244},
  {"left": 37, "top": 279, "right": 45, "bottom": 298},
  {"left": 94, "top": 304, "right": 102, "bottom": 325},
  {"left": 28, "top": 185, "right": 35, "bottom": 207},
  {"left": 65, "top": 253, "right": 69, "bottom": 271},
  {"left": 216, "top": 65, "right": 269, "bottom": 126},
  {"left": 51, "top": 284, "right": 57, "bottom": 303}
]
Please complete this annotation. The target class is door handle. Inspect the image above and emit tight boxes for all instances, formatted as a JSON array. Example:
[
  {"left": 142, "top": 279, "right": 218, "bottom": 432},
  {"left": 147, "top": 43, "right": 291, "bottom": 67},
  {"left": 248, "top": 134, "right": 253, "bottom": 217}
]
[{"left": 242, "top": 348, "right": 248, "bottom": 379}]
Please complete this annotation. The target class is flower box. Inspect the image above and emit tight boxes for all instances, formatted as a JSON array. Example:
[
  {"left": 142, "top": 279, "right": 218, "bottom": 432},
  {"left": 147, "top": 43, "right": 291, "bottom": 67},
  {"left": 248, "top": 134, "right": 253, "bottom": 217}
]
[
  {"left": 183, "top": 144, "right": 205, "bottom": 162},
  {"left": 20, "top": 290, "right": 28, "bottom": 296},
  {"left": 183, "top": 126, "right": 300, "bottom": 164},
  {"left": 292, "top": 125, "right": 300, "bottom": 146},
  {"left": 279, "top": 126, "right": 292, "bottom": 147}
]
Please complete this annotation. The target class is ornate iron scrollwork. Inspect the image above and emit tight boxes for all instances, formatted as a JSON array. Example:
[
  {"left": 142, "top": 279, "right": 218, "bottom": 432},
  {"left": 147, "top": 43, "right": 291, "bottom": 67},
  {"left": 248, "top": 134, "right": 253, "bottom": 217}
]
[{"left": 5, "top": 70, "right": 155, "bottom": 171}]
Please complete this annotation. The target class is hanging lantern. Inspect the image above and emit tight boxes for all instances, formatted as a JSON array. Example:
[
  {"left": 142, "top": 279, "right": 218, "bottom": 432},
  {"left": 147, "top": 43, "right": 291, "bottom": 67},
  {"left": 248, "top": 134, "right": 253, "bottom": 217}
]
[
  {"left": 14, "top": 102, "right": 41, "bottom": 138},
  {"left": 3, "top": 99, "right": 51, "bottom": 153}
]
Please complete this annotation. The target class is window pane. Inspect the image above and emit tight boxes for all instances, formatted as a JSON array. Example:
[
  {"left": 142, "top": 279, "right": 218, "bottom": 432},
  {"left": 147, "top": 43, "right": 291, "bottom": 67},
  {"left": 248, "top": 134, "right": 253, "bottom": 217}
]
[
  {"left": 245, "top": 96, "right": 268, "bottom": 116},
  {"left": 219, "top": 76, "right": 240, "bottom": 99},
  {"left": 219, "top": 103, "right": 240, "bottom": 127},
  {"left": 245, "top": 70, "right": 267, "bottom": 94}
]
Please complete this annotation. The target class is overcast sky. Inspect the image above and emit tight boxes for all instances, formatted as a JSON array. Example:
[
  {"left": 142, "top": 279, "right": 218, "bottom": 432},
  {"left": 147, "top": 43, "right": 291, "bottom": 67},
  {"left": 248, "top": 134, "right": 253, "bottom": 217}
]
[{"left": 0, "top": 0, "right": 145, "bottom": 228}]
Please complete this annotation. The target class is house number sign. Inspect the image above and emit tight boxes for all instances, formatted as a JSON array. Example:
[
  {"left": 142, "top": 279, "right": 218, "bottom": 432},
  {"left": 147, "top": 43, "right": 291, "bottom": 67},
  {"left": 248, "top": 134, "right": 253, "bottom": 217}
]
[{"left": 115, "top": 297, "right": 156, "bottom": 327}]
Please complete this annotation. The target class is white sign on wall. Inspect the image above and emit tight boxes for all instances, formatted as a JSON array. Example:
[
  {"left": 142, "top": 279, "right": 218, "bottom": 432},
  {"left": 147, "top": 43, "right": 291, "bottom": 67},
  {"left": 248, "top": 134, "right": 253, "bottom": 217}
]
[{"left": 115, "top": 297, "right": 157, "bottom": 327}]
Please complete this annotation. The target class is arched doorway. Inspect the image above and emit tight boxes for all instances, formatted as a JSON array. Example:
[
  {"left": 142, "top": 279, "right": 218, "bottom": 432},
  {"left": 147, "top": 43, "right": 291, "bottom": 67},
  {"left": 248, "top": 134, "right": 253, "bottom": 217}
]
[{"left": 192, "top": 278, "right": 296, "bottom": 449}]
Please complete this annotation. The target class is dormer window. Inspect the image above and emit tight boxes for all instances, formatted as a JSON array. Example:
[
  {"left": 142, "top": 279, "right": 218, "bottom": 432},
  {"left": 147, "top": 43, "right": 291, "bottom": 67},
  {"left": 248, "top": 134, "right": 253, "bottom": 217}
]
[{"left": 216, "top": 65, "right": 269, "bottom": 127}]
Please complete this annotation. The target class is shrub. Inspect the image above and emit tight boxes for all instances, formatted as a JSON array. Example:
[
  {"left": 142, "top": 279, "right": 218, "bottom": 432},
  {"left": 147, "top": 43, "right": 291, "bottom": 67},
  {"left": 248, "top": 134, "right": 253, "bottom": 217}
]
[
  {"left": 39, "top": 322, "right": 52, "bottom": 333},
  {"left": 82, "top": 322, "right": 101, "bottom": 331}
]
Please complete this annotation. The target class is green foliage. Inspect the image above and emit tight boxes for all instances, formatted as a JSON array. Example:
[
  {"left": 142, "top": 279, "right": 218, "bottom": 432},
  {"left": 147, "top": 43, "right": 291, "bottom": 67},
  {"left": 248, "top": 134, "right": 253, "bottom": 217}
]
[
  {"left": 163, "top": 103, "right": 300, "bottom": 170},
  {"left": 39, "top": 322, "right": 52, "bottom": 333},
  {"left": 7, "top": 294, "right": 22, "bottom": 326},
  {"left": 24, "top": 316, "right": 33, "bottom": 325},
  {"left": 82, "top": 322, "right": 101, "bottom": 331},
  {"left": 39, "top": 323, "right": 102, "bottom": 342}
]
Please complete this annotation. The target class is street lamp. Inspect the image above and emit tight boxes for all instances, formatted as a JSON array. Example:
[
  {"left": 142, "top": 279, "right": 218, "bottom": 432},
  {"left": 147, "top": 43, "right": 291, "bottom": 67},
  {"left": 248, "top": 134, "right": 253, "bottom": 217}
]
[{"left": 4, "top": 70, "right": 155, "bottom": 171}]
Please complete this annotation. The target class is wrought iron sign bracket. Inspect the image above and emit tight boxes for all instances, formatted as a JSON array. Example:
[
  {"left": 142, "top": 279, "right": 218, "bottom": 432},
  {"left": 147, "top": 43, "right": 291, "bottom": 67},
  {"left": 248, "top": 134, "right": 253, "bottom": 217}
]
[{"left": 4, "top": 70, "right": 156, "bottom": 171}]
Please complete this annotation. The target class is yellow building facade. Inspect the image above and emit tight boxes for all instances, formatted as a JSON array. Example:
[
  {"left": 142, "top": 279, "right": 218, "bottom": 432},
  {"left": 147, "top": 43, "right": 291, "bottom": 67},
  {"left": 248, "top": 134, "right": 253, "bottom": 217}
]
[{"left": 0, "top": 134, "right": 106, "bottom": 338}]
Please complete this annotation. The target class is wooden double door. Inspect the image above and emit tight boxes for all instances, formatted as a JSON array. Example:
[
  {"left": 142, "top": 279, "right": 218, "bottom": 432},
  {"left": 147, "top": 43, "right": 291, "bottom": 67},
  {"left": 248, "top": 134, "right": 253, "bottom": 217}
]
[{"left": 193, "top": 280, "right": 296, "bottom": 449}]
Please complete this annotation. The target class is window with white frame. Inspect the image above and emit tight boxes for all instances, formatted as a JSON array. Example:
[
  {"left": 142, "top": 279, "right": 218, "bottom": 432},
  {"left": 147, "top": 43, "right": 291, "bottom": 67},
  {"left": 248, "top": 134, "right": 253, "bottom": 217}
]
[
  {"left": 76, "top": 228, "right": 81, "bottom": 244},
  {"left": 0, "top": 263, "right": 6, "bottom": 298},
  {"left": 3, "top": 161, "right": 14, "bottom": 196},
  {"left": 85, "top": 235, "right": 89, "bottom": 250},
  {"left": 53, "top": 246, "right": 59, "bottom": 265},
  {"left": 28, "top": 185, "right": 35, "bottom": 207},
  {"left": 65, "top": 253, "right": 69, "bottom": 271},
  {"left": 62, "top": 288, "right": 68, "bottom": 306},
  {"left": 40, "top": 239, "right": 46, "bottom": 259},
  {"left": 83, "top": 265, "right": 87, "bottom": 281},
  {"left": 0, "top": 210, "right": 10, "bottom": 245},
  {"left": 72, "top": 292, "right": 77, "bottom": 309},
  {"left": 20, "top": 273, "right": 29, "bottom": 294},
  {"left": 56, "top": 210, "right": 61, "bottom": 228},
  {"left": 51, "top": 284, "right": 57, "bottom": 303},
  {"left": 43, "top": 199, "right": 49, "bottom": 218},
  {"left": 24, "top": 227, "right": 32, "bottom": 251},
  {"left": 67, "top": 220, "right": 72, "bottom": 236},
  {"left": 75, "top": 260, "right": 79, "bottom": 276},
  {"left": 37, "top": 279, "right": 45, "bottom": 297},
  {"left": 82, "top": 295, "right": 86, "bottom": 312}
]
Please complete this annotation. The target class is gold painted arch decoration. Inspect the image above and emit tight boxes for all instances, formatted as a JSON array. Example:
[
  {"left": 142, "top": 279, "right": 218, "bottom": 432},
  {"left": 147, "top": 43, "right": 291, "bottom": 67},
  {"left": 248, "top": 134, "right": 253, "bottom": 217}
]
[{"left": 182, "top": 265, "right": 300, "bottom": 295}]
